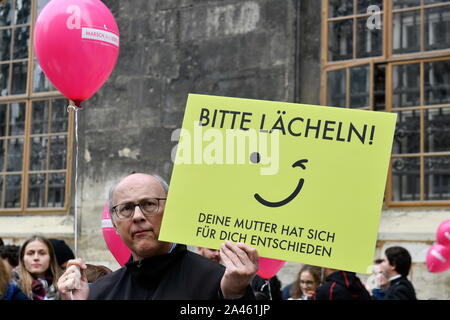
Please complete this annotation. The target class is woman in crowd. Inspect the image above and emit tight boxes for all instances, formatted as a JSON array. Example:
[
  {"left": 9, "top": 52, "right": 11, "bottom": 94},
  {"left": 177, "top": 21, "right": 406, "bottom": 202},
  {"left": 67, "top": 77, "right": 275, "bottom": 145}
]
[
  {"left": 0, "top": 258, "right": 29, "bottom": 300},
  {"left": 289, "top": 264, "right": 322, "bottom": 300},
  {"left": 16, "top": 235, "right": 63, "bottom": 300}
]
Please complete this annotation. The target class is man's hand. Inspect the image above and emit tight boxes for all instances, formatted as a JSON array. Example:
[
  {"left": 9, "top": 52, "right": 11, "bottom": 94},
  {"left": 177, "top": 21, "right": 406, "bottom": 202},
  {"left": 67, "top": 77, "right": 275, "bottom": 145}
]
[
  {"left": 219, "top": 241, "right": 259, "bottom": 299},
  {"left": 57, "top": 258, "right": 89, "bottom": 300}
]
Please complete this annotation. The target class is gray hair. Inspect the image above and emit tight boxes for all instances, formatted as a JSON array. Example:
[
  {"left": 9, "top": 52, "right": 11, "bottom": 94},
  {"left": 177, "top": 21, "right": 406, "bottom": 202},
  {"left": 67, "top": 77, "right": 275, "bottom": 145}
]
[{"left": 108, "top": 173, "right": 169, "bottom": 216}]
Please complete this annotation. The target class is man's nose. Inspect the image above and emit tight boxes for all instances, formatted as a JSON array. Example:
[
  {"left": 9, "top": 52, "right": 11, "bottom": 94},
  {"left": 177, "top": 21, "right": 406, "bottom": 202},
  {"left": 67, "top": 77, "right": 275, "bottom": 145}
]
[{"left": 132, "top": 204, "right": 146, "bottom": 221}]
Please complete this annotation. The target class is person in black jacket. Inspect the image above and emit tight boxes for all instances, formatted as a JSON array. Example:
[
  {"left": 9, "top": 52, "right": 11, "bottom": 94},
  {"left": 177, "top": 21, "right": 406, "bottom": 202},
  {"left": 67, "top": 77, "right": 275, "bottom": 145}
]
[
  {"left": 379, "top": 246, "right": 417, "bottom": 300},
  {"left": 251, "top": 274, "right": 283, "bottom": 300},
  {"left": 1, "top": 259, "right": 29, "bottom": 300},
  {"left": 57, "top": 173, "right": 259, "bottom": 300},
  {"left": 314, "top": 268, "right": 371, "bottom": 300}
]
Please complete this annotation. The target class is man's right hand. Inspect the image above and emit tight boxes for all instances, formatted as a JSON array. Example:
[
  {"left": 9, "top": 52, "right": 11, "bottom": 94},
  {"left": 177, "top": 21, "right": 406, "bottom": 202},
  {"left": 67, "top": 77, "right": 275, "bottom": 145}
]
[{"left": 57, "top": 258, "right": 89, "bottom": 300}]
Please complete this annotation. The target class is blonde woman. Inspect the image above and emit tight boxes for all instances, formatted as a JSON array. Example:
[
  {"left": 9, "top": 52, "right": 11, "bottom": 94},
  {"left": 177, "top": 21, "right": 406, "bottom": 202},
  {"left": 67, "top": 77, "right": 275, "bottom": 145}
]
[{"left": 16, "top": 235, "right": 63, "bottom": 300}]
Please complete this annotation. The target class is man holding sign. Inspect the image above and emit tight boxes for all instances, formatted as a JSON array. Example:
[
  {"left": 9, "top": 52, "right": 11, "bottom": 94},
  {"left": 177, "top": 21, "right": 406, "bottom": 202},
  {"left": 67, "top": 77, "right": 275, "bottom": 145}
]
[{"left": 58, "top": 173, "right": 258, "bottom": 300}]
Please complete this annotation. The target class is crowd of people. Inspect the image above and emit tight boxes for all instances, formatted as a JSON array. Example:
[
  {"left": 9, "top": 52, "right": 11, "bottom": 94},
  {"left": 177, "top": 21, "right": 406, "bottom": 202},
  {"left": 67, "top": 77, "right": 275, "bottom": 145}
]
[
  {"left": 0, "top": 235, "right": 112, "bottom": 300},
  {"left": 198, "top": 246, "right": 417, "bottom": 300},
  {"left": 0, "top": 173, "right": 417, "bottom": 300}
]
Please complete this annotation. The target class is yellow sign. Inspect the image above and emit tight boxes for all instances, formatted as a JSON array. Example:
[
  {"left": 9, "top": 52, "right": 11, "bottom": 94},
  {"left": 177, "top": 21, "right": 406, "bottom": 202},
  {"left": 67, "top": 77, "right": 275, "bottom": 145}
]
[{"left": 159, "top": 94, "right": 397, "bottom": 274}]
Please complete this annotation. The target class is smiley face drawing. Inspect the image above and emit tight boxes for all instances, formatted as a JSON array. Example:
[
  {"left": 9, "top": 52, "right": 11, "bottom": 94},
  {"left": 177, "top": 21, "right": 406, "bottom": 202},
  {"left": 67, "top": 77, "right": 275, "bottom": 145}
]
[{"left": 254, "top": 159, "right": 308, "bottom": 207}]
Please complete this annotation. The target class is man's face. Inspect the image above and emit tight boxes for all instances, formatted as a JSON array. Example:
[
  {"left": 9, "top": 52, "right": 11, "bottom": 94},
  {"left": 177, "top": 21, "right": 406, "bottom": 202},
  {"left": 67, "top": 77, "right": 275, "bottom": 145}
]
[
  {"left": 374, "top": 264, "right": 389, "bottom": 289},
  {"left": 112, "top": 174, "right": 171, "bottom": 260},
  {"left": 379, "top": 257, "right": 395, "bottom": 279},
  {"left": 198, "top": 247, "right": 220, "bottom": 263}
]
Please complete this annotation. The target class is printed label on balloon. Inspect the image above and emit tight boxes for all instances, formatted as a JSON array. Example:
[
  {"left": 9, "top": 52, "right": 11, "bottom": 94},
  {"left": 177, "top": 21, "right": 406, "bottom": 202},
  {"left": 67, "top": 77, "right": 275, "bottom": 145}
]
[{"left": 82, "top": 27, "right": 119, "bottom": 47}]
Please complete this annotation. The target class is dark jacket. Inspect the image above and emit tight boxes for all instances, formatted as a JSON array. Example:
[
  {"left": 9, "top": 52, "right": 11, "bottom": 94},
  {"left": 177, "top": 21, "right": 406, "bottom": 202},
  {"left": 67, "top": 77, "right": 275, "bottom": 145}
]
[
  {"left": 88, "top": 244, "right": 255, "bottom": 300},
  {"left": 314, "top": 271, "right": 371, "bottom": 300},
  {"left": 383, "top": 276, "right": 416, "bottom": 300},
  {"left": 1, "top": 283, "right": 30, "bottom": 300},
  {"left": 251, "top": 275, "right": 282, "bottom": 300}
]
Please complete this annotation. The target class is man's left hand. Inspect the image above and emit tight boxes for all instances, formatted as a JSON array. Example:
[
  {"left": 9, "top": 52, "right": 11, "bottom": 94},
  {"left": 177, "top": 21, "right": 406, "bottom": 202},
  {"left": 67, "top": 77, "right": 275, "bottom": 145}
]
[{"left": 219, "top": 241, "right": 259, "bottom": 299}]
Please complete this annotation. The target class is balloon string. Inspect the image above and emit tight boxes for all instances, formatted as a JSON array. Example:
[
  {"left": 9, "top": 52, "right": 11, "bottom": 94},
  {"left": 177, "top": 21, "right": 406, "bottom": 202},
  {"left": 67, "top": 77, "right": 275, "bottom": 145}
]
[
  {"left": 67, "top": 105, "right": 79, "bottom": 257},
  {"left": 67, "top": 104, "right": 80, "bottom": 301},
  {"left": 267, "top": 279, "right": 272, "bottom": 300},
  {"left": 74, "top": 109, "right": 79, "bottom": 257},
  {"left": 261, "top": 279, "right": 273, "bottom": 300}
]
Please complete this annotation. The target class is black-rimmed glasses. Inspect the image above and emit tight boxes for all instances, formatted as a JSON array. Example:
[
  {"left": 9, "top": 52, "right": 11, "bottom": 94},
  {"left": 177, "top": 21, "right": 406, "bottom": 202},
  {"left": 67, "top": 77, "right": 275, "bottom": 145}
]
[{"left": 112, "top": 198, "right": 166, "bottom": 219}]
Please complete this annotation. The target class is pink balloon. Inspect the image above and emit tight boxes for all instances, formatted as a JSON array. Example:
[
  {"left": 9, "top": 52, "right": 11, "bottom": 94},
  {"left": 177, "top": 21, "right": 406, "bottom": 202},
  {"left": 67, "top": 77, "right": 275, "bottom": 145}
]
[
  {"left": 426, "top": 244, "right": 450, "bottom": 273},
  {"left": 34, "top": 0, "right": 120, "bottom": 107},
  {"left": 101, "top": 203, "right": 131, "bottom": 266},
  {"left": 436, "top": 219, "right": 450, "bottom": 247},
  {"left": 257, "top": 257, "right": 285, "bottom": 279}
]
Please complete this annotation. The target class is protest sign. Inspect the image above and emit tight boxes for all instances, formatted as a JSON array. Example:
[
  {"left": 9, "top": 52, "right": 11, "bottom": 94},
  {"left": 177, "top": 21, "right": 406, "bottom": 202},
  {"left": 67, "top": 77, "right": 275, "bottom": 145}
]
[{"left": 159, "top": 94, "right": 397, "bottom": 273}]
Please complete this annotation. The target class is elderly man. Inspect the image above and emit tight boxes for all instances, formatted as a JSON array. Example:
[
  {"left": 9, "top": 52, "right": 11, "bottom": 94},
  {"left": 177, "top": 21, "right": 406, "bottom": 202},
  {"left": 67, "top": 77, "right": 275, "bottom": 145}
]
[{"left": 58, "top": 173, "right": 259, "bottom": 300}]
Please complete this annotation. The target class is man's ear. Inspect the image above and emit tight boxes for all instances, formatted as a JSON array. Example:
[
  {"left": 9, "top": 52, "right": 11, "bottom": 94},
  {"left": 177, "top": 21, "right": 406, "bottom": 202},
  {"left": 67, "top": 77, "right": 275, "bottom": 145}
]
[
  {"left": 391, "top": 263, "right": 398, "bottom": 273},
  {"left": 387, "top": 259, "right": 397, "bottom": 273}
]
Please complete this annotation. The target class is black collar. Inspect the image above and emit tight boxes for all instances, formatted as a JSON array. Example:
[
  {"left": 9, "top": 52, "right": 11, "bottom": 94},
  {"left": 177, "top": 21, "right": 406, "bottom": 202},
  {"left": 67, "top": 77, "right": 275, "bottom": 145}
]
[
  {"left": 390, "top": 275, "right": 406, "bottom": 285},
  {"left": 124, "top": 244, "right": 187, "bottom": 285}
]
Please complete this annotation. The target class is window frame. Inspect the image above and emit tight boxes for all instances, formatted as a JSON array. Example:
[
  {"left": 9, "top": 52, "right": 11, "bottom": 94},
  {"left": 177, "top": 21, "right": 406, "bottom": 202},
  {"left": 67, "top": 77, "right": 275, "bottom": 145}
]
[
  {"left": 386, "top": 56, "right": 450, "bottom": 206},
  {"left": 0, "top": 0, "right": 74, "bottom": 215},
  {"left": 322, "top": 61, "right": 377, "bottom": 109},
  {"left": 321, "top": 0, "right": 388, "bottom": 66},
  {"left": 321, "top": 0, "right": 450, "bottom": 207}
]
